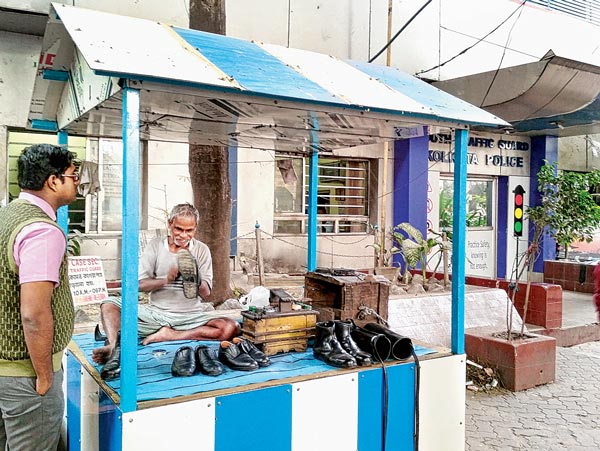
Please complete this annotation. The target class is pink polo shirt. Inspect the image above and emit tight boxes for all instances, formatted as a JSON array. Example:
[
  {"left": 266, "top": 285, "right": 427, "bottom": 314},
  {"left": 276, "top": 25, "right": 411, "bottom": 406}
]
[{"left": 13, "top": 192, "right": 66, "bottom": 285}]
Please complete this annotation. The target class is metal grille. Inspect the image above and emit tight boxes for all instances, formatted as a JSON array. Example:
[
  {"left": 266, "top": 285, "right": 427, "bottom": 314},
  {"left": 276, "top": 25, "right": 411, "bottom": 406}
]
[{"left": 529, "top": 0, "right": 600, "bottom": 26}]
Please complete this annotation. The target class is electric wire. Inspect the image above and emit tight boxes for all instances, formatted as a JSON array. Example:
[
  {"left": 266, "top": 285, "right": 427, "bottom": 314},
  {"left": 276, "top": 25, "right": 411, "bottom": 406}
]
[
  {"left": 369, "top": 0, "right": 434, "bottom": 63},
  {"left": 411, "top": 348, "right": 421, "bottom": 451},
  {"left": 416, "top": 0, "right": 529, "bottom": 77},
  {"left": 479, "top": 1, "right": 527, "bottom": 107}
]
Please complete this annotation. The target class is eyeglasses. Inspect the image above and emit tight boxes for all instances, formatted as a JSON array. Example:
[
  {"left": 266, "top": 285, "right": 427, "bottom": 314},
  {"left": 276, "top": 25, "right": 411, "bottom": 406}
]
[{"left": 61, "top": 172, "right": 80, "bottom": 182}]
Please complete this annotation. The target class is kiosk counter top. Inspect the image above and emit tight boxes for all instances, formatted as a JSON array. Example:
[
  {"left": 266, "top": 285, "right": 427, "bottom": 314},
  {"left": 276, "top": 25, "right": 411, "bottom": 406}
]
[{"left": 68, "top": 332, "right": 442, "bottom": 408}]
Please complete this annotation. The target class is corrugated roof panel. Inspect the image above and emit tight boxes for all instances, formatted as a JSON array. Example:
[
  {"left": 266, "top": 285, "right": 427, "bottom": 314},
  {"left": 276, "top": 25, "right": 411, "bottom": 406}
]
[
  {"left": 52, "top": 3, "right": 235, "bottom": 88},
  {"left": 173, "top": 27, "right": 338, "bottom": 102},
  {"left": 260, "top": 43, "right": 431, "bottom": 115},
  {"left": 348, "top": 60, "right": 508, "bottom": 127}
]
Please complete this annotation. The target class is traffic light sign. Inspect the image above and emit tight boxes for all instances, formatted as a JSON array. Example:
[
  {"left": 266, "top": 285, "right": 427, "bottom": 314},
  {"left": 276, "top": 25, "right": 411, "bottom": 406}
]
[{"left": 513, "top": 185, "right": 525, "bottom": 237}]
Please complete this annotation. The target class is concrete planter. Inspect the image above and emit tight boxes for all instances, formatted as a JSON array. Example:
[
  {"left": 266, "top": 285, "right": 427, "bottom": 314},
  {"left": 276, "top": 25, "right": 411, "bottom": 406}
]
[
  {"left": 374, "top": 266, "right": 400, "bottom": 282},
  {"left": 465, "top": 328, "right": 556, "bottom": 391}
]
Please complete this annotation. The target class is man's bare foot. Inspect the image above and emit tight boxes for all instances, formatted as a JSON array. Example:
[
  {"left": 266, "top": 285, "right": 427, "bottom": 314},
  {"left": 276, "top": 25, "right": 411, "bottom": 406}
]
[
  {"left": 141, "top": 326, "right": 179, "bottom": 345},
  {"left": 92, "top": 345, "right": 114, "bottom": 364}
]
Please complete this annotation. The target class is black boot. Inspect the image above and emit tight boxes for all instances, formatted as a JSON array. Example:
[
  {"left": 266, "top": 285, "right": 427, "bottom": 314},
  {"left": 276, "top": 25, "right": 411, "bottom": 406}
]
[
  {"left": 334, "top": 320, "right": 372, "bottom": 366},
  {"left": 313, "top": 321, "right": 357, "bottom": 368},
  {"left": 364, "top": 323, "right": 413, "bottom": 360},
  {"left": 350, "top": 324, "right": 392, "bottom": 362},
  {"left": 101, "top": 331, "right": 121, "bottom": 381}
]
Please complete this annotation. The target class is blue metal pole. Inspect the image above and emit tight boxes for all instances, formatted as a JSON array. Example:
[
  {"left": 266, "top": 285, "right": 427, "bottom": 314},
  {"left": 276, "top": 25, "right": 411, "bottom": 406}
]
[
  {"left": 121, "top": 86, "right": 140, "bottom": 412},
  {"left": 57, "top": 130, "right": 69, "bottom": 235},
  {"left": 307, "top": 114, "right": 319, "bottom": 271},
  {"left": 451, "top": 128, "right": 468, "bottom": 355}
]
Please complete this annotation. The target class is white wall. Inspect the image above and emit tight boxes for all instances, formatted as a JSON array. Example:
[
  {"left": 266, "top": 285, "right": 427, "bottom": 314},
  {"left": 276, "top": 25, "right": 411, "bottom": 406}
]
[
  {"left": 559, "top": 134, "right": 600, "bottom": 172},
  {"left": 146, "top": 141, "right": 193, "bottom": 229},
  {"left": 0, "top": 31, "right": 40, "bottom": 127},
  {"left": 1, "top": 0, "right": 189, "bottom": 25},
  {"left": 226, "top": 0, "right": 600, "bottom": 81}
]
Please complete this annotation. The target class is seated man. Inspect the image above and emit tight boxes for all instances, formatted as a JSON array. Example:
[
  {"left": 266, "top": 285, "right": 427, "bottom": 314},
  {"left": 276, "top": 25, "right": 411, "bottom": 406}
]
[{"left": 93, "top": 203, "right": 240, "bottom": 379}]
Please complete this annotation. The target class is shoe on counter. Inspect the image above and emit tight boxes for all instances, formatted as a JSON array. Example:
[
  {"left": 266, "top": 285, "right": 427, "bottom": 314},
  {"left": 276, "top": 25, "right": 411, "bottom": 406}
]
[
  {"left": 177, "top": 249, "right": 198, "bottom": 299},
  {"left": 218, "top": 341, "right": 259, "bottom": 371},
  {"left": 101, "top": 331, "right": 121, "bottom": 381},
  {"left": 171, "top": 345, "right": 197, "bottom": 377},
  {"left": 195, "top": 345, "right": 225, "bottom": 376},
  {"left": 313, "top": 321, "right": 357, "bottom": 369},
  {"left": 94, "top": 323, "right": 108, "bottom": 344},
  {"left": 232, "top": 337, "right": 271, "bottom": 367}
]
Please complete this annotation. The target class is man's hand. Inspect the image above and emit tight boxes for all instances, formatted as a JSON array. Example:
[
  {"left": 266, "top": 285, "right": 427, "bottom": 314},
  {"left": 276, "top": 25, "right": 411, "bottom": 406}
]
[
  {"left": 166, "top": 265, "right": 179, "bottom": 284},
  {"left": 139, "top": 264, "right": 180, "bottom": 292},
  {"left": 36, "top": 374, "right": 53, "bottom": 396}
]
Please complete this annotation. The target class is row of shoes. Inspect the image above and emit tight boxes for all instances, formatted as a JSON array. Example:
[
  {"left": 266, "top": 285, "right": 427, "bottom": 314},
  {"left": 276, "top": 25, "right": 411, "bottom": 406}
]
[
  {"left": 313, "top": 320, "right": 413, "bottom": 369},
  {"left": 172, "top": 344, "right": 225, "bottom": 377},
  {"left": 172, "top": 337, "right": 272, "bottom": 377}
]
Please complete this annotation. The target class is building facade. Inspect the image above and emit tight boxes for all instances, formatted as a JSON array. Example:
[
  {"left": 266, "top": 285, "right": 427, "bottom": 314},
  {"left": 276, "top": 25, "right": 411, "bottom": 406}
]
[{"left": 1, "top": 0, "right": 600, "bottom": 279}]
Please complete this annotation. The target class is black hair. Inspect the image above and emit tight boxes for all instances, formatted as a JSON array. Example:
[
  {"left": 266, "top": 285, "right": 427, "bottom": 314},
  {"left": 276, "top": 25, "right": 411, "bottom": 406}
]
[{"left": 17, "top": 144, "right": 76, "bottom": 190}]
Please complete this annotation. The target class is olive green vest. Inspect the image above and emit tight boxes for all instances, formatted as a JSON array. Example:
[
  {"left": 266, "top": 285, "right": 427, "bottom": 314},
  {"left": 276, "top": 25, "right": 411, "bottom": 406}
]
[{"left": 0, "top": 199, "right": 74, "bottom": 375}]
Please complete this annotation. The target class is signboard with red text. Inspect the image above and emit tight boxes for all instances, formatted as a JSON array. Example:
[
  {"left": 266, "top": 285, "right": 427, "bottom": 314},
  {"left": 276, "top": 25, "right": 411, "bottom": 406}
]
[{"left": 68, "top": 256, "right": 109, "bottom": 304}]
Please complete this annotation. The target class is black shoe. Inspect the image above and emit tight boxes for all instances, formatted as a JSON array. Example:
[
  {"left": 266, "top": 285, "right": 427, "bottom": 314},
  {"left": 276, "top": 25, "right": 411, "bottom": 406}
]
[
  {"left": 313, "top": 321, "right": 357, "bottom": 369},
  {"left": 177, "top": 249, "right": 198, "bottom": 299},
  {"left": 218, "top": 341, "right": 259, "bottom": 371},
  {"left": 233, "top": 337, "right": 271, "bottom": 367},
  {"left": 195, "top": 345, "right": 225, "bottom": 376},
  {"left": 171, "top": 345, "right": 197, "bottom": 377},
  {"left": 94, "top": 324, "right": 107, "bottom": 344},
  {"left": 363, "top": 323, "right": 413, "bottom": 360},
  {"left": 101, "top": 332, "right": 121, "bottom": 381},
  {"left": 334, "top": 320, "right": 373, "bottom": 366},
  {"left": 350, "top": 324, "right": 392, "bottom": 362}
]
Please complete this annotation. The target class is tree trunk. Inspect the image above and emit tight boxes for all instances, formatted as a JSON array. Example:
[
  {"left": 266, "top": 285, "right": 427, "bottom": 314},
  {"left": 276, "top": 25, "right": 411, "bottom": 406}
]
[
  {"left": 189, "top": 1, "right": 232, "bottom": 302},
  {"left": 190, "top": 0, "right": 226, "bottom": 33}
]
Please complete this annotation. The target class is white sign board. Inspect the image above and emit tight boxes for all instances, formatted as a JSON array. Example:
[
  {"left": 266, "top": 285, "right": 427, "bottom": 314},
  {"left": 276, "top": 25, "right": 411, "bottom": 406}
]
[
  {"left": 68, "top": 256, "right": 108, "bottom": 304},
  {"left": 428, "top": 128, "right": 531, "bottom": 177}
]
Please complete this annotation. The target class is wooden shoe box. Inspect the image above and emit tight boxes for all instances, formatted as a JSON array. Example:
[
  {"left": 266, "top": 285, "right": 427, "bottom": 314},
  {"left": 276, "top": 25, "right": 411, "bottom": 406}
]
[
  {"left": 304, "top": 271, "right": 389, "bottom": 327},
  {"left": 240, "top": 310, "right": 318, "bottom": 356}
]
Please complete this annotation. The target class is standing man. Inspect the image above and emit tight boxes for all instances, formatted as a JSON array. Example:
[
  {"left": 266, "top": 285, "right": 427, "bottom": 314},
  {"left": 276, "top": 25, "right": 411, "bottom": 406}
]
[
  {"left": 93, "top": 202, "right": 240, "bottom": 380},
  {"left": 0, "top": 144, "right": 77, "bottom": 450}
]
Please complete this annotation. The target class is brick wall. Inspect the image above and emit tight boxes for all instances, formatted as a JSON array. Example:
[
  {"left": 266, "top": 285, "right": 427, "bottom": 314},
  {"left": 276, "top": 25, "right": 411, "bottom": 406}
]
[{"left": 544, "top": 260, "right": 596, "bottom": 293}]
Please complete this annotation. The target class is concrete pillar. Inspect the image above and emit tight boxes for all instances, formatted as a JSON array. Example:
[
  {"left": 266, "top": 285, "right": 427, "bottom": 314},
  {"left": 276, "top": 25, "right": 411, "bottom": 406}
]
[
  {"left": 392, "top": 132, "right": 429, "bottom": 267},
  {"left": 530, "top": 135, "right": 558, "bottom": 273}
]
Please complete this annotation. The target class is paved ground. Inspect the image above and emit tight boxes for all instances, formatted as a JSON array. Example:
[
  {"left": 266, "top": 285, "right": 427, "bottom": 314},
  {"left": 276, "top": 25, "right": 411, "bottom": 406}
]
[{"left": 465, "top": 340, "right": 600, "bottom": 451}]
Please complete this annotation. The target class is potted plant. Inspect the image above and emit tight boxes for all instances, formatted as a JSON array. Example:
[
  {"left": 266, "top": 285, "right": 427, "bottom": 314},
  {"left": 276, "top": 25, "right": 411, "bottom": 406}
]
[
  {"left": 392, "top": 223, "right": 451, "bottom": 288},
  {"left": 366, "top": 224, "right": 401, "bottom": 282}
]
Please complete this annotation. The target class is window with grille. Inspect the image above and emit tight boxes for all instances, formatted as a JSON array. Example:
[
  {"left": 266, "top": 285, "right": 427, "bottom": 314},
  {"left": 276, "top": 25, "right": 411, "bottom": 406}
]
[
  {"left": 528, "top": 0, "right": 600, "bottom": 26},
  {"left": 274, "top": 155, "right": 370, "bottom": 234},
  {"left": 7, "top": 131, "right": 87, "bottom": 232}
]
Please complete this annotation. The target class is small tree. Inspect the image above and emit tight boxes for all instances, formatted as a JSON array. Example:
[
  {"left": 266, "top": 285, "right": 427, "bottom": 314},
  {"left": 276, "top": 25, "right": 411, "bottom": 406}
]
[
  {"left": 533, "top": 161, "right": 600, "bottom": 260},
  {"left": 509, "top": 161, "right": 600, "bottom": 337}
]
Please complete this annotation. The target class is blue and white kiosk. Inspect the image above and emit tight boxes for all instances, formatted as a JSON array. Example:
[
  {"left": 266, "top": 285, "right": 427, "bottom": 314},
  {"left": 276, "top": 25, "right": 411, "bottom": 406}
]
[{"left": 27, "top": 4, "right": 509, "bottom": 450}]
